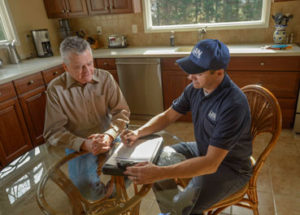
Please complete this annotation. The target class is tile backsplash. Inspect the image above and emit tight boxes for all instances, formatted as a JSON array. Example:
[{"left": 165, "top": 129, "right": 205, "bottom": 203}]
[
  {"left": 69, "top": 1, "right": 300, "bottom": 48},
  {"left": 0, "top": 0, "right": 299, "bottom": 65}
]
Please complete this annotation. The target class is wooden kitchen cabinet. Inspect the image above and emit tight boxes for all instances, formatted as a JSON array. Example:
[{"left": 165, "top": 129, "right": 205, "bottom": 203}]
[
  {"left": 44, "top": 0, "right": 88, "bottom": 18},
  {"left": 94, "top": 58, "right": 119, "bottom": 83},
  {"left": 0, "top": 82, "right": 33, "bottom": 166},
  {"left": 14, "top": 73, "right": 47, "bottom": 147},
  {"left": 161, "top": 56, "right": 300, "bottom": 128},
  {"left": 227, "top": 56, "right": 300, "bottom": 128},
  {"left": 110, "top": 0, "right": 141, "bottom": 14},
  {"left": 161, "top": 58, "right": 192, "bottom": 121},
  {"left": 44, "top": 0, "right": 140, "bottom": 18},
  {"left": 86, "top": 0, "right": 140, "bottom": 15},
  {"left": 42, "top": 65, "right": 65, "bottom": 85}
]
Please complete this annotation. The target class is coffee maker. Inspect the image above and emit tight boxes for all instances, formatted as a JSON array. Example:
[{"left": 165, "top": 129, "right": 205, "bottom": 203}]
[{"left": 31, "top": 29, "right": 53, "bottom": 57}]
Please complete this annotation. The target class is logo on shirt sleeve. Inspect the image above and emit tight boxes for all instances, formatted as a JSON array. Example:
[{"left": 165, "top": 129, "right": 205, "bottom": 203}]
[{"left": 208, "top": 110, "right": 217, "bottom": 121}]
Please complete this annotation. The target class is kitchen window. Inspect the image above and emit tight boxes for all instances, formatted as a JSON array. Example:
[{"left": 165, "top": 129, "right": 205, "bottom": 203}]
[
  {"left": 0, "top": 0, "right": 18, "bottom": 44},
  {"left": 142, "top": 0, "right": 271, "bottom": 32}
]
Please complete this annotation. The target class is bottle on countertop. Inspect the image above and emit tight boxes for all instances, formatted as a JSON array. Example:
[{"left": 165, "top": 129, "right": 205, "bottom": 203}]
[
  {"left": 289, "top": 33, "right": 294, "bottom": 44},
  {"left": 170, "top": 31, "right": 175, "bottom": 47}
]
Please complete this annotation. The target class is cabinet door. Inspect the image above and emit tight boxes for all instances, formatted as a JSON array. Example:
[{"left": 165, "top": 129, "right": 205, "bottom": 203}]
[
  {"left": 65, "top": 0, "right": 88, "bottom": 17},
  {"left": 162, "top": 70, "right": 192, "bottom": 121},
  {"left": 0, "top": 98, "right": 32, "bottom": 166},
  {"left": 94, "top": 58, "right": 119, "bottom": 83},
  {"left": 18, "top": 86, "right": 47, "bottom": 147},
  {"left": 43, "top": 0, "right": 67, "bottom": 18},
  {"left": 108, "top": 70, "right": 119, "bottom": 83},
  {"left": 86, "top": 0, "right": 109, "bottom": 15},
  {"left": 110, "top": 0, "right": 133, "bottom": 13}
]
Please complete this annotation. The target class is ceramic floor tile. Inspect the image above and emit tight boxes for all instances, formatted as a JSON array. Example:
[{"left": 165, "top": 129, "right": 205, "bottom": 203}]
[
  {"left": 256, "top": 162, "right": 273, "bottom": 193},
  {"left": 274, "top": 194, "right": 300, "bottom": 215},
  {"left": 257, "top": 191, "right": 275, "bottom": 207}
]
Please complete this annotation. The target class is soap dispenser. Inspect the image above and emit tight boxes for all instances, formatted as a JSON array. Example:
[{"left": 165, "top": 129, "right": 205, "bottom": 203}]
[{"left": 170, "top": 31, "right": 175, "bottom": 47}]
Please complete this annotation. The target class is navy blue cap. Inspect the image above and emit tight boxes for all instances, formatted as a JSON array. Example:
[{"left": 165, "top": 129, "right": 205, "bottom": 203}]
[{"left": 176, "top": 39, "right": 230, "bottom": 74}]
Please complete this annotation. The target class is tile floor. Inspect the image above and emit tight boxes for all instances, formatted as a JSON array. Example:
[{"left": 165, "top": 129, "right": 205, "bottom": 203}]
[{"left": 133, "top": 120, "right": 300, "bottom": 215}]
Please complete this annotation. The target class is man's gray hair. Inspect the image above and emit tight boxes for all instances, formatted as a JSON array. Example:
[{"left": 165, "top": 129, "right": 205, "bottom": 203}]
[{"left": 60, "top": 36, "right": 92, "bottom": 64}]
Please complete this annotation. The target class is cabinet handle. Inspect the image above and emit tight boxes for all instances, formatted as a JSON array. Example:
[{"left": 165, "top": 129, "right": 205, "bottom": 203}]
[
  {"left": 28, "top": 80, "right": 34, "bottom": 85},
  {"left": 66, "top": 9, "right": 70, "bottom": 13},
  {"left": 103, "top": 62, "right": 108, "bottom": 66},
  {"left": 260, "top": 62, "right": 265, "bottom": 66},
  {"left": 53, "top": 71, "right": 58, "bottom": 75},
  {"left": 62, "top": 9, "right": 65, "bottom": 13}
]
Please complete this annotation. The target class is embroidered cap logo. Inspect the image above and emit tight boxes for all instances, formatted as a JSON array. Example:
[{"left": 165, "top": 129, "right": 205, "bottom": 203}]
[{"left": 192, "top": 47, "right": 203, "bottom": 59}]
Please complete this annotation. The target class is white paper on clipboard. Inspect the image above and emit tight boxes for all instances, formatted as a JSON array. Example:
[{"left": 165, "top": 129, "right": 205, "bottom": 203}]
[{"left": 105, "top": 136, "right": 163, "bottom": 166}]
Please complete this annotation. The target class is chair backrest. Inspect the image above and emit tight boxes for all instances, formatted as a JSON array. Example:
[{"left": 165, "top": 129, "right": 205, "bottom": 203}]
[{"left": 241, "top": 85, "right": 282, "bottom": 184}]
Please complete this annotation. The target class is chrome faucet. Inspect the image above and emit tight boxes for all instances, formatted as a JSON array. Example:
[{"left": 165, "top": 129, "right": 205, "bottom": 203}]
[{"left": 198, "top": 27, "right": 207, "bottom": 41}]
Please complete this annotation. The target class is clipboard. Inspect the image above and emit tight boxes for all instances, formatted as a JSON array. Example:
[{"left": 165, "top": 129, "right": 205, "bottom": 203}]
[{"left": 102, "top": 134, "right": 164, "bottom": 176}]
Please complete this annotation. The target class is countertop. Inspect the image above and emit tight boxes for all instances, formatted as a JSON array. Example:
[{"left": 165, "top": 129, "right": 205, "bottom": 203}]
[{"left": 1, "top": 44, "right": 300, "bottom": 85}]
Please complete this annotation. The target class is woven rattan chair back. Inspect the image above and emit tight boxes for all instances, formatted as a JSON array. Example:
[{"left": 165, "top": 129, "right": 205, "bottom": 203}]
[{"left": 205, "top": 84, "right": 282, "bottom": 215}]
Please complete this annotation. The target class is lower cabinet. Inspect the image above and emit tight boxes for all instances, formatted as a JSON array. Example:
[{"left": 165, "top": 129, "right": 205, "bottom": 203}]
[
  {"left": 94, "top": 58, "right": 119, "bottom": 83},
  {"left": 0, "top": 65, "right": 64, "bottom": 167},
  {"left": 0, "top": 97, "right": 33, "bottom": 166},
  {"left": 161, "top": 56, "right": 300, "bottom": 128},
  {"left": 18, "top": 86, "right": 47, "bottom": 147},
  {"left": 161, "top": 58, "right": 192, "bottom": 121}
]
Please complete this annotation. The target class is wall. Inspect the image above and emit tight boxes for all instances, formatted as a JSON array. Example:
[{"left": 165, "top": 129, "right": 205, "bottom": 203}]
[
  {"left": 69, "top": 1, "right": 300, "bottom": 48},
  {"left": 0, "top": 0, "right": 299, "bottom": 65},
  {"left": 0, "top": 0, "right": 60, "bottom": 64}
]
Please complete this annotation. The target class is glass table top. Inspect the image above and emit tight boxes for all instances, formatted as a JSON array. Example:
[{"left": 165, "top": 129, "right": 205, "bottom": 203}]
[{"left": 0, "top": 129, "right": 181, "bottom": 215}]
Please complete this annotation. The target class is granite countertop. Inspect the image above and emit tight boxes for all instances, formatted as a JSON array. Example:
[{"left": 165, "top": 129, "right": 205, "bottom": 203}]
[{"left": 1, "top": 44, "right": 300, "bottom": 85}]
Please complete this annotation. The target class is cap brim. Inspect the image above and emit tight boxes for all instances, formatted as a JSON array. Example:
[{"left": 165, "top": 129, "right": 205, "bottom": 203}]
[{"left": 176, "top": 56, "right": 207, "bottom": 74}]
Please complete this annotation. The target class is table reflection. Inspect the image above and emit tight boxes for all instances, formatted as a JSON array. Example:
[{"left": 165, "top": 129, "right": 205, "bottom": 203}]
[{"left": 0, "top": 127, "right": 181, "bottom": 215}]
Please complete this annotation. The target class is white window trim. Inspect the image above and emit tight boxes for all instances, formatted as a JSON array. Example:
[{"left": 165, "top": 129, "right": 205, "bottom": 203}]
[
  {"left": 0, "top": 0, "right": 19, "bottom": 45},
  {"left": 142, "top": 0, "right": 271, "bottom": 33}
]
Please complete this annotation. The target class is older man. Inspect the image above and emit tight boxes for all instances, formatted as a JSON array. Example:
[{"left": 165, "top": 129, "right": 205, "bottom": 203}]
[
  {"left": 44, "top": 36, "right": 130, "bottom": 200},
  {"left": 122, "top": 39, "right": 252, "bottom": 215}
]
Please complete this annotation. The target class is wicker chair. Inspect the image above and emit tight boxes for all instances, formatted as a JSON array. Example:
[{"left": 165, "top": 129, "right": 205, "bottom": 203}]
[
  {"left": 205, "top": 85, "right": 282, "bottom": 215},
  {"left": 176, "top": 85, "right": 282, "bottom": 215},
  {"left": 36, "top": 150, "right": 151, "bottom": 215}
]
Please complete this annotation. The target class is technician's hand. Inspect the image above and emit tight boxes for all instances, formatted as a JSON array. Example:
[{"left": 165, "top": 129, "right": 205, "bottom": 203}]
[
  {"left": 120, "top": 129, "right": 139, "bottom": 146},
  {"left": 124, "top": 162, "right": 163, "bottom": 185}
]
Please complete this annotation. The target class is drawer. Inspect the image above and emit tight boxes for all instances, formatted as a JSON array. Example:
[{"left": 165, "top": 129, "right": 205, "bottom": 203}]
[
  {"left": 14, "top": 73, "right": 45, "bottom": 95},
  {"left": 94, "top": 58, "right": 116, "bottom": 70},
  {"left": 227, "top": 56, "right": 300, "bottom": 71},
  {"left": 0, "top": 82, "right": 17, "bottom": 102},
  {"left": 161, "top": 58, "right": 182, "bottom": 71},
  {"left": 228, "top": 71, "right": 300, "bottom": 98},
  {"left": 42, "top": 65, "right": 64, "bottom": 84}
]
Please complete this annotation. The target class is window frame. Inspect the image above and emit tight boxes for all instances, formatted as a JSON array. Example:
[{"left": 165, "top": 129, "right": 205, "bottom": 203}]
[
  {"left": 0, "top": 0, "right": 18, "bottom": 45},
  {"left": 142, "top": 0, "right": 271, "bottom": 33}
]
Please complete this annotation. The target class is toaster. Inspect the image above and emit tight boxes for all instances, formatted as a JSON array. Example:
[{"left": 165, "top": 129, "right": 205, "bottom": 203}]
[{"left": 108, "top": 35, "right": 127, "bottom": 48}]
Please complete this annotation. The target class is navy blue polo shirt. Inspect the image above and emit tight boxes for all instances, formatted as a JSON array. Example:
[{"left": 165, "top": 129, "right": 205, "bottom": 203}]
[{"left": 172, "top": 74, "right": 252, "bottom": 173}]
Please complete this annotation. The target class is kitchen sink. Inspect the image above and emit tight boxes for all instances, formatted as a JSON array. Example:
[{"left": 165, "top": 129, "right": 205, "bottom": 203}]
[{"left": 174, "top": 46, "right": 193, "bottom": 52}]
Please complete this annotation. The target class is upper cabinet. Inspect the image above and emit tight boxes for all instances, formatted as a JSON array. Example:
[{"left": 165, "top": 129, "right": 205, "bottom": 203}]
[
  {"left": 110, "top": 0, "right": 141, "bottom": 14},
  {"left": 44, "top": 0, "right": 88, "bottom": 18},
  {"left": 44, "top": 0, "right": 141, "bottom": 18}
]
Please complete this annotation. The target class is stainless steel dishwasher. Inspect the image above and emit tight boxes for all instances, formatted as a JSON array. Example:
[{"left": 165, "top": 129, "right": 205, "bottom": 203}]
[{"left": 116, "top": 58, "right": 164, "bottom": 116}]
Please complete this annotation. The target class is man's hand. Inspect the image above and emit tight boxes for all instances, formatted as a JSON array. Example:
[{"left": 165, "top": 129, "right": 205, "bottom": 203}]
[
  {"left": 124, "top": 162, "right": 163, "bottom": 184},
  {"left": 81, "top": 133, "right": 113, "bottom": 155},
  {"left": 120, "top": 129, "right": 139, "bottom": 146}
]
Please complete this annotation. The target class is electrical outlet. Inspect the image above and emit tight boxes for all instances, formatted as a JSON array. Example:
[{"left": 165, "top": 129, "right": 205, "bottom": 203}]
[
  {"left": 132, "top": 24, "right": 138, "bottom": 34},
  {"left": 96, "top": 26, "right": 102, "bottom": 35}
]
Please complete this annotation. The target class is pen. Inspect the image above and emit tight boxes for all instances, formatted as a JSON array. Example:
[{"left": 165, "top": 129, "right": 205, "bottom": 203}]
[{"left": 125, "top": 123, "right": 130, "bottom": 145}]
